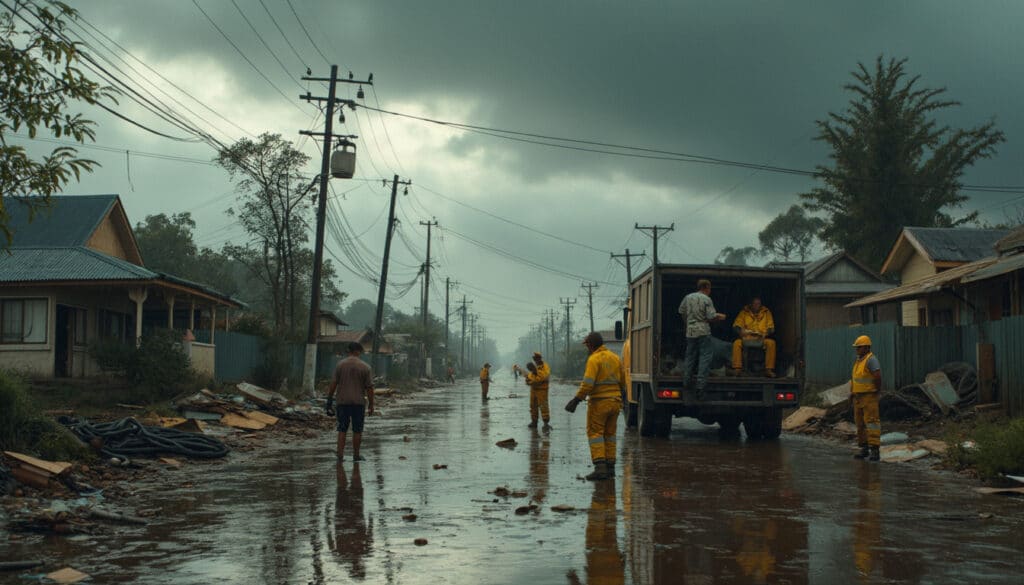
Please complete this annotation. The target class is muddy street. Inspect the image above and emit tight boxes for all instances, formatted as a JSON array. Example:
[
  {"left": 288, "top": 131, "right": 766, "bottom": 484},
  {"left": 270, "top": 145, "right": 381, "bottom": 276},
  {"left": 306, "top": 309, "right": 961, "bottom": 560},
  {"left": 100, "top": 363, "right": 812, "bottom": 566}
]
[{"left": 3, "top": 376, "right": 1024, "bottom": 584}]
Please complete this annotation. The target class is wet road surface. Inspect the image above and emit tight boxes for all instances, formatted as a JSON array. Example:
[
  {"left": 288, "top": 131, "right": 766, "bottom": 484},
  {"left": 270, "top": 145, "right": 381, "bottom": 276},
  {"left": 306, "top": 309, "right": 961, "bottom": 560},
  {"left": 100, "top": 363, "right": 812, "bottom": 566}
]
[{"left": 3, "top": 376, "right": 1024, "bottom": 584}]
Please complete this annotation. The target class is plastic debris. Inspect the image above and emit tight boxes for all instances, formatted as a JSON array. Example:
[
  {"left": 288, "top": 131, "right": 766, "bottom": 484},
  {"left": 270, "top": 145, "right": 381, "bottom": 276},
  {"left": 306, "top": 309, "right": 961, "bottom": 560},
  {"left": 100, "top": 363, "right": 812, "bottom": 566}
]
[{"left": 880, "top": 432, "right": 910, "bottom": 445}]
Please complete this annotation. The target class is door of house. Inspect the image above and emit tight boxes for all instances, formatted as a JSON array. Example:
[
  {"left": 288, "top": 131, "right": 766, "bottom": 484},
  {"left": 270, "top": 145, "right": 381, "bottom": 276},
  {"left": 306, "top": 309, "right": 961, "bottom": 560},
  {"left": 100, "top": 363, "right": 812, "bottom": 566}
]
[{"left": 55, "top": 305, "right": 73, "bottom": 377}]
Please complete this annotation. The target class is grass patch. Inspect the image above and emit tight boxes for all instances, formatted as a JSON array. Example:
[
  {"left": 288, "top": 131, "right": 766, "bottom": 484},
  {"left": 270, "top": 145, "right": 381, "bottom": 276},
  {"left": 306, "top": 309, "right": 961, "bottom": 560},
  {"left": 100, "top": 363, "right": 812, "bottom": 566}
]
[
  {"left": 0, "top": 370, "right": 91, "bottom": 461},
  {"left": 945, "top": 417, "right": 1024, "bottom": 480}
]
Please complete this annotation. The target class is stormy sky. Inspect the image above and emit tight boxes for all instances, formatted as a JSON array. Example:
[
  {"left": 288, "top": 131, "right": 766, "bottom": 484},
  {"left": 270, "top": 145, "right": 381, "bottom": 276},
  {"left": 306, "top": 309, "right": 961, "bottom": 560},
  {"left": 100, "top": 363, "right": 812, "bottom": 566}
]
[{"left": 12, "top": 0, "right": 1024, "bottom": 354}]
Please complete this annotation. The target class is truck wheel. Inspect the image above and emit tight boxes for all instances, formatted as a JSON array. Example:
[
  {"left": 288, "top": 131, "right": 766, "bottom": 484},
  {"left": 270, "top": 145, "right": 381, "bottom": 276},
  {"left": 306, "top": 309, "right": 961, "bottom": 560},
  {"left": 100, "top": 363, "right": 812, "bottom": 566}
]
[
  {"left": 638, "top": 387, "right": 656, "bottom": 437},
  {"left": 742, "top": 414, "right": 764, "bottom": 440},
  {"left": 654, "top": 412, "right": 672, "bottom": 438},
  {"left": 717, "top": 416, "right": 741, "bottom": 439},
  {"left": 761, "top": 408, "right": 783, "bottom": 440},
  {"left": 625, "top": 401, "right": 638, "bottom": 428}
]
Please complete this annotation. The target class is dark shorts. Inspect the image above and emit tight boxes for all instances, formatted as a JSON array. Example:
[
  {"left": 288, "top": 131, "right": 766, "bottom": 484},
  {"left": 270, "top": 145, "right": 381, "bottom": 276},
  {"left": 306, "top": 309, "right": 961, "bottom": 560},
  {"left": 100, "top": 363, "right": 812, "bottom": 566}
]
[{"left": 336, "top": 404, "right": 366, "bottom": 433}]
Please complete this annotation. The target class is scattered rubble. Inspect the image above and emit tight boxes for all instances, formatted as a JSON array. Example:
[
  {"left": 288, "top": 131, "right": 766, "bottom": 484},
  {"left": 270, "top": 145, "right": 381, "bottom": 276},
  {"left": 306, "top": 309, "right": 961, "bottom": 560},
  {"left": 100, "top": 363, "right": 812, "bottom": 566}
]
[
  {"left": 782, "top": 407, "right": 826, "bottom": 431},
  {"left": 495, "top": 438, "right": 518, "bottom": 449},
  {"left": 432, "top": 464, "right": 448, "bottom": 470},
  {"left": 402, "top": 514, "right": 417, "bottom": 522},
  {"left": 414, "top": 538, "right": 429, "bottom": 546},
  {"left": 551, "top": 504, "right": 575, "bottom": 513}
]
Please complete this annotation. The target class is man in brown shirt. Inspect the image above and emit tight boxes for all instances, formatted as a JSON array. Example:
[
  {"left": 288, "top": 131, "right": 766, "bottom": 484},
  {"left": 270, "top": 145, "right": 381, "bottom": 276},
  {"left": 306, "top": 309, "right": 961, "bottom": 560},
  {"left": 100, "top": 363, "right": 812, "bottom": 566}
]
[{"left": 326, "top": 342, "right": 375, "bottom": 461}]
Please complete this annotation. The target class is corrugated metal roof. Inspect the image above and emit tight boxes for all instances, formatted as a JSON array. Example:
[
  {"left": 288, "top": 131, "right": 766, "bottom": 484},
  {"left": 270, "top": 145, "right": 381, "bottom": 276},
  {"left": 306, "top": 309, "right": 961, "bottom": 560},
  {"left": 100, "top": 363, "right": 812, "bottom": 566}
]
[
  {"left": 4, "top": 195, "right": 118, "bottom": 247},
  {"left": 962, "top": 252, "right": 1024, "bottom": 284},
  {"left": 806, "top": 282, "right": 893, "bottom": 296},
  {"left": 906, "top": 227, "right": 1010, "bottom": 263},
  {"left": 846, "top": 258, "right": 997, "bottom": 308},
  {"left": 0, "top": 246, "right": 155, "bottom": 282}
]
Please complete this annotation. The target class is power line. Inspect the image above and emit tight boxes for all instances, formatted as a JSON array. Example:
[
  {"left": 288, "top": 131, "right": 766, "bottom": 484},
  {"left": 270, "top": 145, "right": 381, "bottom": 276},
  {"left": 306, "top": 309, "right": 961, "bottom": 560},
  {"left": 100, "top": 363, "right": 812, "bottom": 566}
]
[
  {"left": 230, "top": 0, "right": 305, "bottom": 89},
  {"left": 284, "top": 0, "right": 333, "bottom": 67},
  {"left": 191, "top": 0, "right": 305, "bottom": 114}
]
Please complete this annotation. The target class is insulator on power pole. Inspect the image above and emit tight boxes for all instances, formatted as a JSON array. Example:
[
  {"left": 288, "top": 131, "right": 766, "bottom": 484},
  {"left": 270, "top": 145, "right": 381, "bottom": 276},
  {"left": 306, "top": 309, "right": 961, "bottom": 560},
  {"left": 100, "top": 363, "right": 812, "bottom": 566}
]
[{"left": 330, "top": 141, "right": 356, "bottom": 178}]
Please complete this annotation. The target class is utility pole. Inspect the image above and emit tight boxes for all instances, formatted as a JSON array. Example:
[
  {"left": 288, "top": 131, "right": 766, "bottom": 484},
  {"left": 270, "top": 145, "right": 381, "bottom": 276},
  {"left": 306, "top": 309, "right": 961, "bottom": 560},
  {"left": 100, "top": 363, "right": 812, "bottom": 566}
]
[
  {"left": 370, "top": 175, "right": 412, "bottom": 378},
  {"left": 611, "top": 248, "right": 646, "bottom": 292},
  {"left": 634, "top": 224, "right": 674, "bottom": 268},
  {"left": 469, "top": 313, "right": 478, "bottom": 366},
  {"left": 299, "top": 65, "right": 369, "bottom": 396},
  {"left": 560, "top": 298, "right": 576, "bottom": 361},
  {"left": 548, "top": 309, "right": 557, "bottom": 359},
  {"left": 419, "top": 219, "right": 438, "bottom": 377},
  {"left": 445, "top": 278, "right": 457, "bottom": 357},
  {"left": 581, "top": 282, "right": 598, "bottom": 333},
  {"left": 458, "top": 296, "right": 472, "bottom": 371}
]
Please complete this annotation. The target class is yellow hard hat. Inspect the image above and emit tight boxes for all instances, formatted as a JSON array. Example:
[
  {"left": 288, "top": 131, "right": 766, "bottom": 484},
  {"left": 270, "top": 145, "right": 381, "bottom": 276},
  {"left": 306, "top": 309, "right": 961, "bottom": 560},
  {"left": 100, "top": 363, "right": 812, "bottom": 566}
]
[{"left": 852, "top": 335, "right": 872, "bottom": 347}]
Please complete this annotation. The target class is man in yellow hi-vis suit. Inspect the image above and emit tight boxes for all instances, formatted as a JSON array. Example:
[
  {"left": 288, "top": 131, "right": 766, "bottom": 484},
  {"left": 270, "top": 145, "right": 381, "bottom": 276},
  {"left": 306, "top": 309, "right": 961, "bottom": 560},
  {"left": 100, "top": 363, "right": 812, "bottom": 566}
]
[
  {"left": 851, "top": 336, "right": 882, "bottom": 461},
  {"left": 731, "top": 296, "right": 777, "bottom": 377},
  {"left": 480, "top": 362, "right": 492, "bottom": 401},
  {"left": 526, "top": 352, "right": 551, "bottom": 429},
  {"left": 565, "top": 332, "right": 625, "bottom": 481}
]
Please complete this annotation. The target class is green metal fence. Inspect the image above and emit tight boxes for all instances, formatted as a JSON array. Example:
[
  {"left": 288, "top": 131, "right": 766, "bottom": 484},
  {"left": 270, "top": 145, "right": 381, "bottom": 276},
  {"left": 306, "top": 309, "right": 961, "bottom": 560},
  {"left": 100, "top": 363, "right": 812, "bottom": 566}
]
[{"left": 806, "top": 317, "right": 1024, "bottom": 415}]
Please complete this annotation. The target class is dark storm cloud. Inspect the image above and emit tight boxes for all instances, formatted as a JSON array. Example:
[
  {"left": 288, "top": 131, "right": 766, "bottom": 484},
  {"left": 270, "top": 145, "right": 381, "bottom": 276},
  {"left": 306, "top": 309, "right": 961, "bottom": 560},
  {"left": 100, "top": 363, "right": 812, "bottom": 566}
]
[{"left": 79, "top": 0, "right": 1024, "bottom": 215}]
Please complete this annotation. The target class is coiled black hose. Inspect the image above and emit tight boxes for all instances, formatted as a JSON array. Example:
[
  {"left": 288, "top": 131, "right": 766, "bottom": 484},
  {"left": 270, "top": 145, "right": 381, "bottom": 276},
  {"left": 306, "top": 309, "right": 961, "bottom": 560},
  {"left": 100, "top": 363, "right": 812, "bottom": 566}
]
[{"left": 60, "top": 417, "right": 230, "bottom": 460}]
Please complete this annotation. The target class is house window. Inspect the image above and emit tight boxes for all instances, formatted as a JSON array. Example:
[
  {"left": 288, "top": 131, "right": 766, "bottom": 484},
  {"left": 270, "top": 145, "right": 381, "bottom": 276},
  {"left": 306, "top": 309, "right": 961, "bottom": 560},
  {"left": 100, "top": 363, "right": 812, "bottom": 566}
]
[
  {"left": 98, "top": 309, "right": 129, "bottom": 341},
  {"left": 1, "top": 298, "right": 48, "bottom": 344},
  {"left": 859, "top": 305, "right": 878, "bottom": 324}
]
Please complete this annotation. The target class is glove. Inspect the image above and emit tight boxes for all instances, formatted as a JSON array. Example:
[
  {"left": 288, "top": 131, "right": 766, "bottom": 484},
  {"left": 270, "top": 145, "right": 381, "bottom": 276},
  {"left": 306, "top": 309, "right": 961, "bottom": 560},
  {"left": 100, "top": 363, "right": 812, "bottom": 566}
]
[
  {"left": 325, "top": 397, "right": 335, "bottom": 417},
  {"left": 565, "top": 397, "right": 582, "bottom": 413}
]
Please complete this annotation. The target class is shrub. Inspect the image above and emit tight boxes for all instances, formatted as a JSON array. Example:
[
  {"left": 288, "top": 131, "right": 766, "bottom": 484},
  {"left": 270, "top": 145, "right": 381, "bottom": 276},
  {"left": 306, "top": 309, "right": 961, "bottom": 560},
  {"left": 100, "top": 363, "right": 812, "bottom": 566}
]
[
  {"left": 0, "top": 370, "right": 90, "bottom": 460},
  {"left": 253, "top": 337, "right": 293, "bottom": 390},
  {"left": 88, "top": 329, "right": 197, "bottom": 402},
  {"left": 947, "top": 418, "right": 1024, "bottom": 480}
]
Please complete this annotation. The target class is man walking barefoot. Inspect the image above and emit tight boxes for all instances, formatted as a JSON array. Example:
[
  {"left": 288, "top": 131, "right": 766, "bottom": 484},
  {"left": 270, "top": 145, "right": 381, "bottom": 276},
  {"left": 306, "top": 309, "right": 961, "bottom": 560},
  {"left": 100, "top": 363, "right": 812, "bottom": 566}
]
[{"left": 326, "top": 342, "right": 375, "bottom": 461}]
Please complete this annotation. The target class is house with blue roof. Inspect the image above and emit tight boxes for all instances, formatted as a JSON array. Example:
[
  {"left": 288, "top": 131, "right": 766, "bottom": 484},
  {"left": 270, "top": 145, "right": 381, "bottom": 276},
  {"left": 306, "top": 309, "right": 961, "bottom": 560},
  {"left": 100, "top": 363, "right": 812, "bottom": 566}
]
[{"left": 0, "top": 194, "right": 242, "bottom": 379}]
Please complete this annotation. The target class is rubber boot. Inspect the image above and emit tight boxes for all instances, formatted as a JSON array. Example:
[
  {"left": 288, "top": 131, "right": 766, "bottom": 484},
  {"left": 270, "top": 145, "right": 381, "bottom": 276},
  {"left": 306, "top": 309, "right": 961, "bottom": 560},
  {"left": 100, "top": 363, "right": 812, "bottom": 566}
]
[
  {"left": 606, "top": 460, "right": 616, "bottom": 477},
  {"left": 853, "top": 444, "right": 869, "bottom": 460},
  {"left": 542, "top": 421, "right": 551, "bottom": 431},
  {"left": 527, "top": 420, "right": 537, "bottom": 429},
  {"left": 765, "top": 369, "right": 776, "bottom": 378},
  {"left": 868, "top": 446, "right": 880, "bottom": 462},
  {"left": 585, "top": 461, "right": 609, "bottom": 481}
]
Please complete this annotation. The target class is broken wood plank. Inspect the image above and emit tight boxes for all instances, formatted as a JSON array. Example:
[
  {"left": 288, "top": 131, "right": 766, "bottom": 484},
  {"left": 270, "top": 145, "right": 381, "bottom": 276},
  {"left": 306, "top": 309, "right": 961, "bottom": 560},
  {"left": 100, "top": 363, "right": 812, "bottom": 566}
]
[
  {"left": 46, "top": 567, "right": 90, "bottom": 584},
  {"left": 242, "top": 410, "right": 279, "bottom": 426},
  {"left": 237, "top": 382, "right": 288, "bottom": 406},
  {"left": 975, "top": 486, "right": 1024, "bottom": 496},
  {"left": 782, "top": 407, "right": 826, "bottom": 431},
  {"left": 3, "top": 451, "right": 72, "bottom": 476},
  {"left": 220, "top": 412, "right": 266, "bottom": 430}
]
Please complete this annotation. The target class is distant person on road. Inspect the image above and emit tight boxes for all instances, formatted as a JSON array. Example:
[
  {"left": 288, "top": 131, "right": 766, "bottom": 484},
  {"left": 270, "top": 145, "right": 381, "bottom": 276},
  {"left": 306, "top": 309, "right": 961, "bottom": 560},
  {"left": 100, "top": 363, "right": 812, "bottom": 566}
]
[
  {"left": 565, "top": 332, "right": 625, "bottom": 481},
  {"left": 731, "top": 296, "right": 777, "bottom": 377},
  {"left": 325, "top": 342, "right": 375, "bottom": 462},
  {"left": 513, "top": 364, "right": 521, "bottom": 381},
  {"left": 678, "top": 279, "right": 726, "bottom": 398},
  {"left": 851, "top": 335, "right": 882, "bottom": 462},
  {"left": 526, "top": 353, "right": 551, "bottom": 429},
  {"left": 447, "top": 365, "right": 456, "bottom": 384},
  {"left": 480, "top": 362, "right": 492, "bottom": 400}
]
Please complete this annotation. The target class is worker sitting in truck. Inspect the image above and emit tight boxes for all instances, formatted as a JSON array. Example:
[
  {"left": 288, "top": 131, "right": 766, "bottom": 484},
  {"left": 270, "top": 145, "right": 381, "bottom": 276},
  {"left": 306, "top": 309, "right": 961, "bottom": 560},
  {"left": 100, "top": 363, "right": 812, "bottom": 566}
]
[{"left": 731, "top": 296, "right": 777, "bottom": 377}]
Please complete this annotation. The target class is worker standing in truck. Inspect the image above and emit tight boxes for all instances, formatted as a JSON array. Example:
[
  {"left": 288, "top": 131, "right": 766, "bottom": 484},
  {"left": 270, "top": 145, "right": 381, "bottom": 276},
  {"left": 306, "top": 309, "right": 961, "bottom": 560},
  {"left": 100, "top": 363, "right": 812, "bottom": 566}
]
[
  {"left": 679, "top": 279, "right": 726, "bottom": 398},
  {"left": 565, "top": 332, "right": 625, "bottom": 481},
  {"left": 731, "top": 296, "right": 777, "bottom": 377},
  {"left": 851, "top": 336, "right": 882, "bottom": 462},
  {"left": 480, "top": 362, "right": 492, "bottom": 400}
]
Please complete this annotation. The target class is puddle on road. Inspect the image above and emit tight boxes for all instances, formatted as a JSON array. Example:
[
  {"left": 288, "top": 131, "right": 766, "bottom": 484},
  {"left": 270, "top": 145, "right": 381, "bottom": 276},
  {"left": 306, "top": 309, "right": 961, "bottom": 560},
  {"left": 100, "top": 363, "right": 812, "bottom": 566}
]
[{"left": 2, "top": 378, "right": 1023, "bottom": 584}]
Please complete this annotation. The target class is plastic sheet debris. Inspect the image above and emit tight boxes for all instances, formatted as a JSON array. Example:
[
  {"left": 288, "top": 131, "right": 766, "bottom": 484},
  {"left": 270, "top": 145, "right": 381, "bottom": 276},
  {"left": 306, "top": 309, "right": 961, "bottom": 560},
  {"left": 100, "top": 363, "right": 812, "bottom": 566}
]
[
  {"left": 880, "top": 432, "right": 910, "bottom": 445},
  {"left": 819, "top": 383, "right": 851, "bottom": 407},
  {"left": 880, "top": 445, "right": 930, "bottom": 463},
  {"left": 1007, "top": 474, "right": 1024, "bottom": 484}
]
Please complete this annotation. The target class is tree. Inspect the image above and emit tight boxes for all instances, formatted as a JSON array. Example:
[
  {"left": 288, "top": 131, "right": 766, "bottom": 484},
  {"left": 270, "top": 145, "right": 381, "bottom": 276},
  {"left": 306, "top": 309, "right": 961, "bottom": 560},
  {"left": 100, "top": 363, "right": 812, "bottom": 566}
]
[
  {"left": 342, "top": 299, "right": 380, "bottom": 330},
  {"left": 1, "top": 1, "right": 117, "bottom": 248},
  {"left": 216, "top": 133, "right": 319, "bottom": 334},
  {"left": 758, "top": 205, "right": 825, "bottom": 262},
  {"left": 135, "top": 212, "right": 241, "bottom": 298},
  {"left": 714, "top": 246, "right": 758, "bottom": 266},
  {"left": 802, "top": 56, "right": 1005, "bottom": 269}
]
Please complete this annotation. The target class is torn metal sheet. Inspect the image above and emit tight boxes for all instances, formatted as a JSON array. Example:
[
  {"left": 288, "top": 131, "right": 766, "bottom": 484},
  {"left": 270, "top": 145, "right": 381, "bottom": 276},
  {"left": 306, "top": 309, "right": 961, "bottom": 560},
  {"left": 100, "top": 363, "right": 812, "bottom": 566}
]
[{"left": 920, "top": 371, "right": 959, "bottom": 415}]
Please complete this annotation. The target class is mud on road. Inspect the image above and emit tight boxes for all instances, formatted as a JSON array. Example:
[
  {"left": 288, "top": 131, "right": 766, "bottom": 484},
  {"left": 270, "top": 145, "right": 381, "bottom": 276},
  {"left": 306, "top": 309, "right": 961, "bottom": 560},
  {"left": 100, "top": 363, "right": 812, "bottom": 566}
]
[{"left": 2, "top": 376, "right": 1023, "bottom": 584}]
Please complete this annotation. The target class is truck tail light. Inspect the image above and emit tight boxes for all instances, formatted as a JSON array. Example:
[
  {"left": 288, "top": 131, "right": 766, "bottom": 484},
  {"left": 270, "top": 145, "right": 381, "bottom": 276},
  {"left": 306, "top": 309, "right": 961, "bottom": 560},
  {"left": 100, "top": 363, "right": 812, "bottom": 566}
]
[
  {"left": 775, "top": 392, "right": 796, "bottom": 402},
  {"left": 657, "top": 390, "right": 680, "bottom": 399}
]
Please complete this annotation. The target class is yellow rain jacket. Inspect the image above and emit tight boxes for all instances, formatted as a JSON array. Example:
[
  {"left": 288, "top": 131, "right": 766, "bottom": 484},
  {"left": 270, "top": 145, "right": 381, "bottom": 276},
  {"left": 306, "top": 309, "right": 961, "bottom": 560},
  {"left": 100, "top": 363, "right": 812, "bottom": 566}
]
[
  {"left": 576, "top": 346, "right": 625, "bottom": 401},
  {"left": 530, "top": 362, "right": 551, "bottom": 391},
  {"left": 480, "top": 366, "right": 490, "bottom": 382},
  {"left": 733, "top": 305, "right": 775, "bottom": 338},
  {"left": 851, "top": 352, "right": 879, "bottom": 394}
]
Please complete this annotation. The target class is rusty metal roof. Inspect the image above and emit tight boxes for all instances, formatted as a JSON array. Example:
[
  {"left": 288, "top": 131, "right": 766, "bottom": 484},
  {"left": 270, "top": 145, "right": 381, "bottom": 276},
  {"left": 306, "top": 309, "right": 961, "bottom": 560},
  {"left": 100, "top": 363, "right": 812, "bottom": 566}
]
[{"left": 846, "top": 257, "right": 997, "bottom": 307}]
